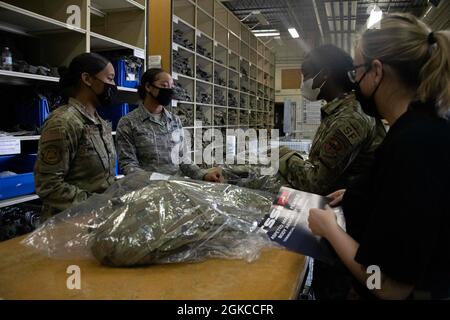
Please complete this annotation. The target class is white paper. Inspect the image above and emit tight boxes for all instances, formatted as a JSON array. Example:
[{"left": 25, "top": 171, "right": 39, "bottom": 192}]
[{"left": 0, "top": 138, "right": 21, "bottom": 155}]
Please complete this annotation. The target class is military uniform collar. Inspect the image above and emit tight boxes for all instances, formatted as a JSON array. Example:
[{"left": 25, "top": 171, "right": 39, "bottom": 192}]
[
  {"left": 69, "top": 97, "right": 102, "bottom": 125},
  {"left": 321, "top": 92, "right": 356, "bottom": 117},
  {"left": 138, "top": 104, "right": 174, "bottom": 124}
]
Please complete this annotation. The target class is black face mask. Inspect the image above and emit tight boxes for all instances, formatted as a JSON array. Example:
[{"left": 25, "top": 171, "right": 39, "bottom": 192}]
[
  {"left": 354, "top": 68, "right": 383, "bottom": 119},
  {"left": 150, "top": 84, "right": 174, "bottom": 106},
  {"left": 91, "top": 77, "right": 118, "bottom": 107}
]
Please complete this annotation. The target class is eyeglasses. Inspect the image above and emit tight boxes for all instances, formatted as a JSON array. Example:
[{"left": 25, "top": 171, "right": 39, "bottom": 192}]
[{"left": 347, "top": 63, "right": 370, "bottom": 83}]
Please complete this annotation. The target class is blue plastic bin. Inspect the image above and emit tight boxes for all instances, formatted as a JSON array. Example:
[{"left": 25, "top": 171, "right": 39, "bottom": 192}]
[
  {"left": 0, "top": 154, "right": 37, "bottom": 200},
  {"left": 15, "top": 96, "right": 50, "bottom": 129},
  {"left": 98, "top": 103, "right": 129, "bottom": 130},
  {"left": 113, "top": 59, "right": 141, "bottom": 88}
]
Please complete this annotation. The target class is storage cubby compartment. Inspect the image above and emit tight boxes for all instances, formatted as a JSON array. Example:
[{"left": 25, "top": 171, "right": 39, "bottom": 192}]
[
  {"left": 1, "top": 0, "right": 87, "bottom": 29},
  {"left": 196, "top": 81, "right": 212, "bottom": 104},
  {"left": 264, "top": 60, "right": 270, "bottom": 74},
  {"left": 228, "top": 108, "right": 238, "bottom": 126},
  {"left": 257, "top": 83, "right": 264, "bottom": 98},
  {"left": 250, "top": 63, "right": 257, "bottom": 80},
  {"left": 228, "top": 13, "right": 240, "bottom": 38},
  {"left": 197, "top": 0, "right": 213, "bottom": 16},
  {"left": 214, "top": 2, "right": 228, "bottom": 27},
  {"left": 257, "top": 39, "right": 264, "bottom": 56},
  {"left": 228, "top": 89, "right": 239, "bottom": 108},
  {"left": 250, "top": 79, "right": 257, "bottom": 96},
  {"left": 240, "top": 75, "right": 249, "bottom": 93},
  {"left": 258, "top": 54, "right": 264, "bottom": 69},
  {"left": 239, "top": 110, "right": 249, "bottom": 126},
  {"left": 229, "top": 34, "right": 239, "bottom": 55},
  {"left": 0, "top": 154, "right": 36, "bottom": 200},
  {"left": 240, "top": 93, "right": 249, "bottom": 109},
  {"left": 214, "top": 107, "right": 227, "bottom": 126},
  {"left": 249, "top": 110, "right": 257, "bottom": 126},
  {"left": 228, "top": 69, "right": 239, "bottom": 90},
  {"left": 214, "top": 86, "right": 226, "bottom": 106},
  {"left": 241, "top": 26, "right": 250, "bottom": 44},
  {"left": 11, "top": 93, "right": 50, "bottom": 131},
  {"left": 196, "top": 55, "right": 213, "bottom": 83},
  {"left": 173, "top": 76, "right": 194, "bottom": 102},
  {"left": 90, "top": 5, "right": 145, "bottom": 50},
  {"left": 240, "top": 60, "right": 249, "bottom": 78},
  {"left": 264, "top": 85, "right": 269, "bottom": 99},
  {"left": 97, "top": 103, "right": 129, "bottom": 130},
  {"left": 0, "top": 28, "right": 85, "bottom": 73},
  {"left": 214, "top": 63, "right": 227, "bottom": 87},
  {"left": 184, "top": 128, "right": 194, "bottom": 150},
  {"left": 196, "top": 105, "right": 212, "bottom": 126},
  {"left": 172, "top": 103, "right": 194, "bottom": 127},
  {"left": 173, "top": 45, "right": 194, "bottom": 77},
  {"left": 265, "top": 46, "right": 271, "bottom": 59},
  {"left": 173, "top": 0, "right": 195, "bottom": 26},
  {"left": 258, "top": 69, "right": 264, "bottom": 85},
  {"left": 257, "top": 111, "right": 265, "bottom": 125},
  {"left": 240, "top": 43, "right": 249, "bottom": 62},
  {"left": 257, "top": 97, "right": 264, "bottom": 111},
  {"left": 173, "top": 18, "right": 195, "bottom": 51},
  {"left": 197, "top": 8, "right": 213, "bottom": 39},
  {"left": 228, "top": 51, "right": 239, "bottom": 72},
  {"left": 214, "top": 43, "right": 227, "bottom": 66},
  {"left": 215, "top": 22, "right": 228, "bottom": 48},
  {"left": 250, "top": 96, "right": 257, "bottom": 110},
  {"left": 250, "top": 34, "right": 257, "bottom": 51},
  {"left": 196, "top": 32, "right": 213, "bottom": 60},
  {"left": 264, "top": 99, "right": 271, "bottom": 112}
]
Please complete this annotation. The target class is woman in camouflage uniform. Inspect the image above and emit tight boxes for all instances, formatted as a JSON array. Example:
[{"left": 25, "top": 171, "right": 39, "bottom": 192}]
[{"left": 34, "top": 53, "right": 117, "bottom": 221}]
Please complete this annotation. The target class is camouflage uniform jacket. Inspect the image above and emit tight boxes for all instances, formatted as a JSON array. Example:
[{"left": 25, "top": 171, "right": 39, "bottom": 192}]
[
  {"left": 279, "top": 93, "right": 386, "bottom": 195},
  {"left": 116, "top": 104, "right": 207, "bottom": 180},
  {"left": 34, "top": 97, "right": 116, "bottom": 220}
]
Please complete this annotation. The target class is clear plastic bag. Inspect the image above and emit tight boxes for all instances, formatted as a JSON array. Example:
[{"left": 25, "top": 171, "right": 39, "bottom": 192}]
[{"left": 22, "top": 172, "right": 277, "bottom": 267}]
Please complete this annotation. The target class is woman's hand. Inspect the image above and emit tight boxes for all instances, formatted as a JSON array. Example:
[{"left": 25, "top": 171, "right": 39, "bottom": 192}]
[
  {"left": 308, "top": 206, "right": 339, "bottom": 239},
  {"left": 203, "top": 168, "right": 224, "bottom": 183},
  {"left": 327, "top": 189, "right": 346, "bottom": 206}
]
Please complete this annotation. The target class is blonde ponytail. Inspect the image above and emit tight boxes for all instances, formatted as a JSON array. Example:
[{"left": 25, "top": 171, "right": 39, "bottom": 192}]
[
  {"left": 417, "top": 30, "right": 450, "bottom": 118},
  {"left": 360, "top": 14, "right": 450, "bottom": 118}
]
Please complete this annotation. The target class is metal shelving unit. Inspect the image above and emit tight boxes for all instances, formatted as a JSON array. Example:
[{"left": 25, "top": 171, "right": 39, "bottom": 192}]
[
  {"left": 0, "top": 0, "right": 148, "bottom": 207},
  {"left": 171, "top": 0, "right": 275, "bottom": 154}
]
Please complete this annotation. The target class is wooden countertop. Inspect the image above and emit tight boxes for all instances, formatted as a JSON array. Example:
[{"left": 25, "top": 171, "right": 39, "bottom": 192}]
[{"left": 0, "top": 235, "right": 307, "bottom": 300}]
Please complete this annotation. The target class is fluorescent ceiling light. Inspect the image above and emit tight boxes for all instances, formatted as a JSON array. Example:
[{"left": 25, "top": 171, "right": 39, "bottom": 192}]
[
  {"left": 367, "top": 6, "right": 383, "bottom": 29},
  {"left": 288, "top": 27, "right": 300, "bottom": 38},
  {"left": 334, "top": 2, "right": 340, "bottom": 17},
  {"left": 252, "top": 29, "right": 278, "bottom": 33},
  {"left": 343, "top": 1, "right": 348, "bottom": 17},
  {"left": 255, "top": 32, "right": 280, "bottom": 37},
  {"left": 325, "top": 2, "right": 332, "bottom": 16},
  {"left": 328, "top": 20, "right": 334, "bottom": 31},
  {"left": 351, "top": 1, "right": 357, "bottom": 17}
]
